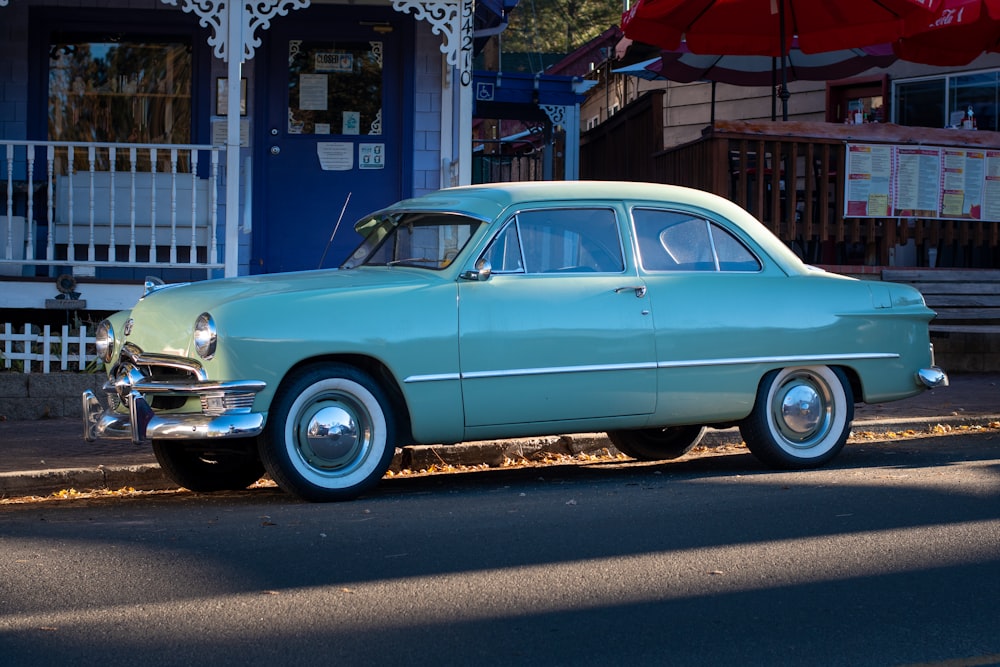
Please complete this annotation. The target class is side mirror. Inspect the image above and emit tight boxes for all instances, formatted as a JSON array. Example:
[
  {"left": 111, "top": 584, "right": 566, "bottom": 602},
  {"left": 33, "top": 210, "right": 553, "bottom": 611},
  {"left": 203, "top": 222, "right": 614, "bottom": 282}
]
[{"left": 461, "top": 258, "right": 492, "bottom": 282}]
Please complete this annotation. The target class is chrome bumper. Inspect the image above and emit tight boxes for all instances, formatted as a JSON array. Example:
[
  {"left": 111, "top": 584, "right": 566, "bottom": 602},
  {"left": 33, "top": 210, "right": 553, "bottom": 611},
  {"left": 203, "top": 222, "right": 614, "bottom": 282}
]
[{"left": 83, "top": 379, "right": 267, "bottom": 445}]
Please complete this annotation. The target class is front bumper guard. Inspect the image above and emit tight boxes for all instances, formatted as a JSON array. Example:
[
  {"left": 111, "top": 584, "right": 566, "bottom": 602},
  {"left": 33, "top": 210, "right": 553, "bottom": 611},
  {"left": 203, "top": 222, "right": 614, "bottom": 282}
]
[{"left": 83, "top": 378, "right": 267, "bottom": 445}]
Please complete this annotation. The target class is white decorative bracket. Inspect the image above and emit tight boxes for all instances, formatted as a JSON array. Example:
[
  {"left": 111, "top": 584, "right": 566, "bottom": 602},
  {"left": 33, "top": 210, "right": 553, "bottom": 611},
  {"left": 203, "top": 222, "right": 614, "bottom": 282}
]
[
  {"left": 392, "top": 0, "right": 474, "bottom": 85},
  {"left": 391, "top": 0, "right": 459, "bottom": 66},
  {"left": 158, "top": 0, "right": 311, "bottom": 62}
]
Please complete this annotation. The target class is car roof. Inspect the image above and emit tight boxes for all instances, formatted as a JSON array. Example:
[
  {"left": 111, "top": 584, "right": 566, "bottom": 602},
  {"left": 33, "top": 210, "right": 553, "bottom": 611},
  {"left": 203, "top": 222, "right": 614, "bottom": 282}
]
[
  {"left": 378, "top": 181, "right": 812, "bottom": 276},
  {"left": 384, "top": 181, "right": 758, "bottom": 224}
]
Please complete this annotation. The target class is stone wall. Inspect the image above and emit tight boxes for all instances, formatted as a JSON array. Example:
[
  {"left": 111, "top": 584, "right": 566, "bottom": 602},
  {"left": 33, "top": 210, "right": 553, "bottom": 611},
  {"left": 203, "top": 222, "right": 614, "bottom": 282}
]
[{"left": 0, "top": 373, "right": 103, "bottom": 421}]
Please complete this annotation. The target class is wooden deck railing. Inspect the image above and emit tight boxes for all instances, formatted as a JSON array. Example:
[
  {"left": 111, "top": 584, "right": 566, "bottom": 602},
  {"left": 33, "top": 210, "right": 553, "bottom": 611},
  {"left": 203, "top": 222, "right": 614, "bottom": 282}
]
[
  {"left": 654, "top": 123, "right": 847, "bottom": 263},
  {"left": 582, "top": 102, "right": 1000, "bottom": 269},
  {"left": 2, "top": 140, "right": 224, "bottom": 279},
  {"left": 652, "top": 120, "right": 999, "bottom": 268}
]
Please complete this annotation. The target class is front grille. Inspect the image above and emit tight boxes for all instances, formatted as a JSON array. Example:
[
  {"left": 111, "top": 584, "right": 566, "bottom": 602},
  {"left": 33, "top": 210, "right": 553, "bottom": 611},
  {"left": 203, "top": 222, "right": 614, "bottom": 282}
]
[{"left": 105, "top": 344, "right": 262, "bottom": 417}]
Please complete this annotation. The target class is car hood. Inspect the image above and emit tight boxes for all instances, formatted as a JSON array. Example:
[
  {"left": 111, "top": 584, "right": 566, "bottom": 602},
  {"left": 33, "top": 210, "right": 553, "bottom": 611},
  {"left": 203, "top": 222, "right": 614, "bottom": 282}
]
[{"left": 141, "top": 267, "right": 436, "bottom": 312}]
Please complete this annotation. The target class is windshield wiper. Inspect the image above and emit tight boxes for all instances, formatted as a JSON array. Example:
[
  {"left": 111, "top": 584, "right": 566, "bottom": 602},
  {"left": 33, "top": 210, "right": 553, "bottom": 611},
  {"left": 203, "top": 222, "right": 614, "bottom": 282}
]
[{"left": 387, "top": 258, "right": 437, "bottom": 266}]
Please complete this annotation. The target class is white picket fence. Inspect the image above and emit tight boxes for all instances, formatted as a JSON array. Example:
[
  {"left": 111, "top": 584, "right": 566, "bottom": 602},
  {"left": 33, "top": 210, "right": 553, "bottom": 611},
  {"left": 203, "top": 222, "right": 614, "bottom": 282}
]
[{"left": 1, "top": 323, "right": 97, "bottom": 373}]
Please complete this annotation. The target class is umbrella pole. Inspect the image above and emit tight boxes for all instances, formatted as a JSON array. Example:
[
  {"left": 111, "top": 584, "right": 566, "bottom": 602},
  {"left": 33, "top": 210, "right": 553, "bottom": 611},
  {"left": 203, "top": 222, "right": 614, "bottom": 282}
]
[
  {"left": 771, "top": 57, "right": 777, "bottom": 121},
  {"left": 779, "top": 2, "right": 790, "bottom": 121},
  {"left": 711, "top": 81, "right": 717, "bottom": 123}
]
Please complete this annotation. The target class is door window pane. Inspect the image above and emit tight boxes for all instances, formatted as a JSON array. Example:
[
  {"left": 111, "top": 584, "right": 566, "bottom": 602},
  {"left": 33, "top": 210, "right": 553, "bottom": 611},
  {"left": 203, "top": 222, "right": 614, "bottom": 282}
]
[
  {"left": 287, "top": 40, "right": 383, "bottom": 135},
  {"left": 515, "top": 209, "right": 624, "bottom": 274},
  {"left": 484, "top": 222, "right": 525, "bottom": 273}
]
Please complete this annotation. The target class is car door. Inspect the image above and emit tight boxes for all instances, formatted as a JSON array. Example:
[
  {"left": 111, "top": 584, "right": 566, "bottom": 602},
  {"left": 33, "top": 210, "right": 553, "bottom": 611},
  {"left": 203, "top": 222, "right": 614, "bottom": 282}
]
[
  {"left": 631, "top": 207, "right": 773, "bottom": 423},
  {"left": 458, "top": 206, "right": 657, "bottom": 428}
]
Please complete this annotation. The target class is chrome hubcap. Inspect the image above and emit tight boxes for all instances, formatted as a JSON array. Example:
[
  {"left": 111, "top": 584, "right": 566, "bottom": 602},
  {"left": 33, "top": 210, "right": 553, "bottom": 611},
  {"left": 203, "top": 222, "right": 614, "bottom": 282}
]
[
  {"left": 773, "top": 374, "right": 831, "bottom": 446},
  {"left": 296, "top": 398, "right": 370, "bottom": 471}
]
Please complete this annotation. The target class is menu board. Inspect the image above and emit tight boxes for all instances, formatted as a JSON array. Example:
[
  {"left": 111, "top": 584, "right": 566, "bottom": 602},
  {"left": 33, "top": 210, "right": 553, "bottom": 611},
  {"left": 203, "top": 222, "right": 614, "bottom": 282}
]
[{"left": 845, "top": 143, "right": 1000, "bottom": 222}]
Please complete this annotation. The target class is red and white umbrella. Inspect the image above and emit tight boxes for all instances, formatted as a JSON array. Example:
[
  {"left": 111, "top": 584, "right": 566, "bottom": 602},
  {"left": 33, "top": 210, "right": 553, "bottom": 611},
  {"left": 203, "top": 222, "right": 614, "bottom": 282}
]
[
  {"left": 648, "top": 40, "right": 897, "bottom": 87},
  {"left": 894, "top": 0, "right": 1000, "bottom": 65},
  {"left": 622, "top": 0, "right": 940, "bottom": 118}
]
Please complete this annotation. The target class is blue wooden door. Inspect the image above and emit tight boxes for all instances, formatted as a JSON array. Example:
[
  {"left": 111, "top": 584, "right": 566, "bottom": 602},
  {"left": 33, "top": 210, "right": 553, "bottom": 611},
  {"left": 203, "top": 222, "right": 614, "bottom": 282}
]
[{"left": 253, "top": 7, "right": 411, "bottom": 273}]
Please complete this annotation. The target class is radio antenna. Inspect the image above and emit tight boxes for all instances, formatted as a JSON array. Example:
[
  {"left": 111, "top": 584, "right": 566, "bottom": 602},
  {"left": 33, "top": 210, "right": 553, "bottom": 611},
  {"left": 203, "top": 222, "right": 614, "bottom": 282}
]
[{"left": 318, "top": 192, "right": 352, "bottom": 269}]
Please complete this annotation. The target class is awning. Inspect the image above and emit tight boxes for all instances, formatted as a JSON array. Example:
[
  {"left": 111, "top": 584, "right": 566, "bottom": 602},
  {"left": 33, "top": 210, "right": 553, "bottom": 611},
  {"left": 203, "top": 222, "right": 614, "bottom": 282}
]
[{"left": 473, "top": 71, "right": 596, "bottom": 120}]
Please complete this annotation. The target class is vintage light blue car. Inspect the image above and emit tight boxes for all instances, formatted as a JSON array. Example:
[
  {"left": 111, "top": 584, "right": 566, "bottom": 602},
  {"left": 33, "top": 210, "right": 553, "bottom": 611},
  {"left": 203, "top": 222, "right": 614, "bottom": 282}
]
[{"left": 83, "top": 181, "right": 947, "bottom": 501}]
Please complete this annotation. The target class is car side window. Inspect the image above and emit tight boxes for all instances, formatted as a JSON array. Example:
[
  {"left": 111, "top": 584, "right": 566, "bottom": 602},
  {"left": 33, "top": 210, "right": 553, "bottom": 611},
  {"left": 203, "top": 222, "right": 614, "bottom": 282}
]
[
  {"left": 633, "top": 208, "right": 760, "bottom": 272},
  {"left": 512, "top": 208, "right": 624, "bottom": 274},
  {"left": 712, "top": 223, "right": 763, "bottom": 271},
  {"left": 483, "top": 221, "right": 525, "bottom": 273}
]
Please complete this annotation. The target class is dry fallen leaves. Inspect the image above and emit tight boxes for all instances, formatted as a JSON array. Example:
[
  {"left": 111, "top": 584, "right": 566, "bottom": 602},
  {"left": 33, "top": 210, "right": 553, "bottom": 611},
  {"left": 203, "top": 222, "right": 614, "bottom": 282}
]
[{"left": 5, "top": 421, "right": 998, "bottom": 505}]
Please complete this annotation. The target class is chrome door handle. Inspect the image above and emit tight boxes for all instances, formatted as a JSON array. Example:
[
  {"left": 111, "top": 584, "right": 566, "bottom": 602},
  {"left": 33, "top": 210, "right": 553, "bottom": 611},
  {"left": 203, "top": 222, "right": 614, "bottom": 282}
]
[{"left": 614, "top": 285, "right": 647, "bottom": 298}]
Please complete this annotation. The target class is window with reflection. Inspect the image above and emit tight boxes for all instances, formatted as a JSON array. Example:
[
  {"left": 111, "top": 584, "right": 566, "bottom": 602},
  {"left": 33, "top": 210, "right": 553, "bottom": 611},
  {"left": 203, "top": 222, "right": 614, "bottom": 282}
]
[
  {"left": 507, "top": 208, "right": 625, "bottom": 274},
  {"left": 894, "top": 69, "right": 999, "bottom": 132},
  {"left": 48, "top": 36, "right": 192, "bottom": 145},
  {"left": 633, "top": 209, "right": 761, "bottom": 272}
]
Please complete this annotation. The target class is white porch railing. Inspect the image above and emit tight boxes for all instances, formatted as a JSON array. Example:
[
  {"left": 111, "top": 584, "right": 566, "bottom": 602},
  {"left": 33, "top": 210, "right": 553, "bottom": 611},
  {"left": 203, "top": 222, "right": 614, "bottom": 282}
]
[
  {"left": 2, "top": 140, "right": 224, "bottom": 277},
  {"left": 1, "top": 322, "right": 97, "bottom": 373}
]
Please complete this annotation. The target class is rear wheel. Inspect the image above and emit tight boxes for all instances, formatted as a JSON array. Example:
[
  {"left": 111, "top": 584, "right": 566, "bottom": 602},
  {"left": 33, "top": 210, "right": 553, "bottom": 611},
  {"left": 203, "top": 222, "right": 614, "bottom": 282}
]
[
  {"left": 152, "top": 438, "right": 265, "bottom": 491},
  {"left": 739, "top": 365, "right": 854, "bottom": 469},
  {"left": 607, "top": 425, "right": 706, "bottom": 461},
  {"left": 260, "top": 363, "right": 396, "bottom": 502}
]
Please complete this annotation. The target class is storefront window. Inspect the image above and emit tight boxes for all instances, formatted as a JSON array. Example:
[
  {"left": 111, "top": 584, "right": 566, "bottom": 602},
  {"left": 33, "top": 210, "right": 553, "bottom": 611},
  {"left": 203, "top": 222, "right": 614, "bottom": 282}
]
[
  {"left": 894, "top": 78, "right": 946, "bottom": 129},
  {"left": 949, "top": 71, "right": 999, "bottom": 132},
  {"left": 48, "top": 36, "right": 192, "bottom": 145},
  {"left": 894, "top": 69, "right": 1000, "bottom": 131}
]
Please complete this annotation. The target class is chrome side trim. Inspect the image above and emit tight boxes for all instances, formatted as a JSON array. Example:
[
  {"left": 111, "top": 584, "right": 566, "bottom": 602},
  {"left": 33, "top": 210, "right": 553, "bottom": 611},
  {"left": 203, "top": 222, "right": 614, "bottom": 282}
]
[
  {"left": 657, "top": 352, "right": 900, "bottom": 369},
  {"left": 404, "top": 362, "right": 658, "bottom": 384},
  {"left": 404, "top": 372, "right": 462, "bottom": 383},
  {"left": 403, "top": 353, "right": 899, "bottom": 384},
  {"left": 463, "top": 362, "right": 659, "bottom": 379}
]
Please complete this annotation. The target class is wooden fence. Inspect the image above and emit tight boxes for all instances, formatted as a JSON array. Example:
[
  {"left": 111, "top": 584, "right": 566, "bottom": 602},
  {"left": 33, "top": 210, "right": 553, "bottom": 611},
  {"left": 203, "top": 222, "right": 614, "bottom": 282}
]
[{"left": 1, "top": 323, "right": 96, "bottom": 373}]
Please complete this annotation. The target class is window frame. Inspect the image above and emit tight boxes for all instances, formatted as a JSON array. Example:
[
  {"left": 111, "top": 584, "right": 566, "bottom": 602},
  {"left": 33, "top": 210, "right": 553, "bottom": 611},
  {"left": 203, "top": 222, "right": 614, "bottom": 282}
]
[
  {"left": 891, "top": 66, "right": 1000, "bottom": 132},
  {"left": 631, "top": 207, "right": 762, "bottom": 273},
  {"left": 480, "top": 206, "right": 627, "bottom": 276},
  {"left": 27, "top": 7, "right": 213, "bottom": 145}
]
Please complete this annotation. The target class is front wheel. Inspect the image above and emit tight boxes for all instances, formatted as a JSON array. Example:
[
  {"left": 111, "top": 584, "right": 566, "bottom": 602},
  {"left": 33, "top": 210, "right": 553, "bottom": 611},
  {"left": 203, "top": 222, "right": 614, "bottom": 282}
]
[
  {"left": 607, "top": 425, "right": 706, "bottom": 461},
  {"left": 152, "top": 438, "right": 265, "bottom": 492},
  {"left": 739, "top": 365, "right": 854, "bottom": 469},
  {"left": 260, "top": 363, "right": 396, "bottom": 502}
]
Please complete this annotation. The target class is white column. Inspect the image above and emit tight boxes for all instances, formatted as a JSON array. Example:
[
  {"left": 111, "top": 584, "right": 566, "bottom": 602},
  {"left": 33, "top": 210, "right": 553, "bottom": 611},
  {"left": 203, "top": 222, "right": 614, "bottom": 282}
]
[
  {"left": 224, "top": 6, "right": 243, "bottom": 276},
  {"left": 159, "top": 0, "right": 310, "bottom": 276},
  {"left": 392, "top": 0, "right": 473, "bottom": 187}
]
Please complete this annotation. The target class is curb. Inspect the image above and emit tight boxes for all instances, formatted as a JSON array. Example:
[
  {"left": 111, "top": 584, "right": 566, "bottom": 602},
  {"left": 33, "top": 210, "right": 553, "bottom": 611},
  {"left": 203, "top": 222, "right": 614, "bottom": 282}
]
[{"left": 4, "top": 413, "right": 998, "bottom": 499}]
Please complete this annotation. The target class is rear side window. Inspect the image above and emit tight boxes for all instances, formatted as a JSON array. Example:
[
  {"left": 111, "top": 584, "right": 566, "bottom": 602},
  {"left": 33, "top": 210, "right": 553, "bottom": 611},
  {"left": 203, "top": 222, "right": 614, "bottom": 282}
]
[{"left": 632, "top": 209, "right": 761, "bottom": 272}]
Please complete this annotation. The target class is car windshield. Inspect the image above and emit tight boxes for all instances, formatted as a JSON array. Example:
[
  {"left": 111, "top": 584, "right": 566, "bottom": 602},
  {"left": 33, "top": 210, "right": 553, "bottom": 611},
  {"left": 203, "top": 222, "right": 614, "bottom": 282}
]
[{"left": 341, "top": 212, "right": 483, "bottom": 270}]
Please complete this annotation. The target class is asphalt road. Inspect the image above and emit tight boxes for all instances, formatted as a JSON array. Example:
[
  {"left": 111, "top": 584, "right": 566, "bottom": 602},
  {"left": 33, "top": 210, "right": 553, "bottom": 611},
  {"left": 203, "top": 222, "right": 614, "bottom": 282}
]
[{"left": 1, "top": 429, "right": 999, "bottom": 667}]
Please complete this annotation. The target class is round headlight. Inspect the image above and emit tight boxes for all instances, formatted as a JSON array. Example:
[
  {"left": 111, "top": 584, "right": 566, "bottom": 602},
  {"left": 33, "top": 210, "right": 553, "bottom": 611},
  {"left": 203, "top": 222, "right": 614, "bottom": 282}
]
[
  {"left": 95, "top": 320, "right": 115, "bottom": 363},
  {"left": 193, "top": 312, "right": 217, "bottom": 360}
]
